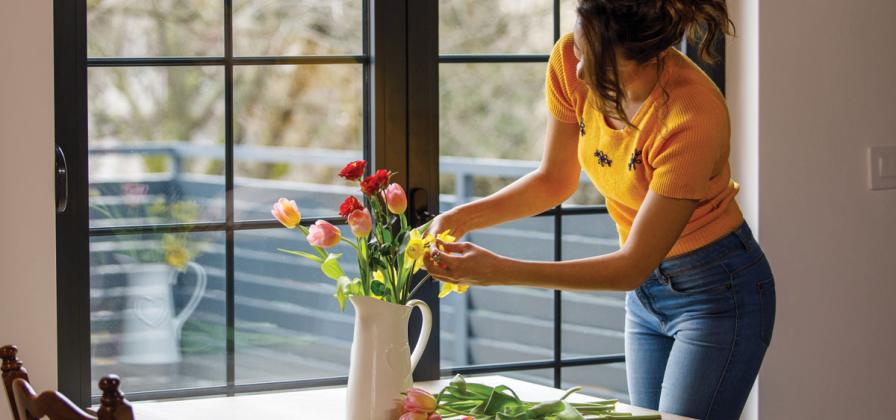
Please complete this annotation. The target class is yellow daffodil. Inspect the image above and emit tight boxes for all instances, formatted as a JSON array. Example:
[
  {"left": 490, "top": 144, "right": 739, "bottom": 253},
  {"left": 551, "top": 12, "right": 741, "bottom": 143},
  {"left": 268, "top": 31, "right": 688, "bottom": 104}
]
[
  {"left": 405, "top": 229, "right": 426, "bottom": 261},
  {"left": 439, "top": 282, "right": 470, "bottom": 298},
  {"left": 435, "top": 231, "right": 456, "bottom": 246},
  {"left": 405, "top": 229, "right": 456, "bottom": 274},
  {"left": 431, "top": 231, "right": 466, "bottom": 297}
]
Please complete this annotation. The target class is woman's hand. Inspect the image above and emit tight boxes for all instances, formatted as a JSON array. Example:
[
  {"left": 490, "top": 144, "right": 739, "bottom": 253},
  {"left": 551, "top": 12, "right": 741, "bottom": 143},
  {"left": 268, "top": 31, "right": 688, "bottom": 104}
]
[
  {"left": 423, "top": 239, "right": 506, "bottom": 287},
  {"left": 426, "top": 209, "right": 468, "bottom": 240}
]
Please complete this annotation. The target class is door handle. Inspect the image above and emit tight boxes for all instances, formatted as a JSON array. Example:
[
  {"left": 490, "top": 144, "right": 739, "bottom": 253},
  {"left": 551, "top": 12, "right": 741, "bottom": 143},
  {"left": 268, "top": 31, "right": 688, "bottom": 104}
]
[
  {"left": 55, "top": 145, "right": 68, "bottom": 213},
  {"left": 408, "top": 187, "right": 434, "bottom": 227}
]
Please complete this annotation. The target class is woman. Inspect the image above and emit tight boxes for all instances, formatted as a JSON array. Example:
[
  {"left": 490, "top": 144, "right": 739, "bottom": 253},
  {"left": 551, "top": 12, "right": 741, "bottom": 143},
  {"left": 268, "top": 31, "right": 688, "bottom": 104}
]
[{"left": 424, "top": 1, "right": 774, "bottom": 419}]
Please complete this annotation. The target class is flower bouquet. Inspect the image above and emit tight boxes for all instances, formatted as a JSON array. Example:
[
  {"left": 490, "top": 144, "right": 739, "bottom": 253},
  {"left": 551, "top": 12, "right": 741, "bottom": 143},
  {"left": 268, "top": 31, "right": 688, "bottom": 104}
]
[
  {"left": 272, "top": 160, "right": 467, "bottom": 420},
  {"left": 272, "top": 160, "right": 466, "bottom": 308}
]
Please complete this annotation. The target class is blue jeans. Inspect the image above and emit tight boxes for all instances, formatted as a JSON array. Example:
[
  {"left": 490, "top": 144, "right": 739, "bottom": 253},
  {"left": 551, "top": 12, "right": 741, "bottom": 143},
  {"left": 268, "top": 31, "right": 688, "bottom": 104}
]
[{"left": 625, "top": 222, "right": 775, "bottom": 420}]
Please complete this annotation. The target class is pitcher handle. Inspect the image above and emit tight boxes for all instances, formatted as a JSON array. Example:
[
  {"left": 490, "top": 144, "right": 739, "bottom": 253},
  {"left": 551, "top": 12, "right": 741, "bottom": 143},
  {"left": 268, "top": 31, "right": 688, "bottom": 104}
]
[
  {"left": 406, "top": 299, "right": 432, "bottom": 371},
  {"left": 174, "top": 261, "right": 207, "bottom": 339}
]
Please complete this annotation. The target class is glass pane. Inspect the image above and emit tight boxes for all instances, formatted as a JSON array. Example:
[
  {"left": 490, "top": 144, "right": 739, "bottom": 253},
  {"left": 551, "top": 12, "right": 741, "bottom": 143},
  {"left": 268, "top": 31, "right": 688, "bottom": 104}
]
[
  {"left": 565, "top": 182, "right": 606, "bottom": 206},
  {"left": 560, "top": 0, "right": 578, "bottom": 38},
  {"left": 562, "top": 363, "right": 629, "bottom": 402},
  {"left": 90, "top": 231, "right": 226, "bottom": 393},
  {"left": 440, "top": 62, "right": 547, "bottom": 202},
  {"left": 87, "top": 0, "right": 224, "bottom": 57},
  {"left": 561, "top": 213, "right": 625, "bottom": 360},
  {"left": 88, "top": 66, "right": 225, "bottom": 228},
  {"left": 233, "top": 0, "right": 363, "bottom": 56},
  {"left": 440, "top": 217, "right": 554, "bottom": 367},
  {"left": 440, "top": 60, "right": 555, "bottom": 367},
  {"left": 440, "top": 0, "right": 553, "bottom": 54},
  {"left": 234, "top": 226, "right": 358, "bottom": 383},
  {"left": 233, "top": 64, "right": 363, "bottom": 220}
]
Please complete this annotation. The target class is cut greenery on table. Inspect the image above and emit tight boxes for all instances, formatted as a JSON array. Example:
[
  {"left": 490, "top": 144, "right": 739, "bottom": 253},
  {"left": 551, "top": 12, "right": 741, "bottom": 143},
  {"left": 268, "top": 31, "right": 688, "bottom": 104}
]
[{"left": 400, "top": 375, "right": 661, "bottom": 420}]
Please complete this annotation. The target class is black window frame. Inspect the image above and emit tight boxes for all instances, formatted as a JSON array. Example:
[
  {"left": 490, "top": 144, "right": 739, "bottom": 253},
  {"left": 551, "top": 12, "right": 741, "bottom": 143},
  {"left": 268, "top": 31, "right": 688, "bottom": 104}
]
[{"left": 55, "top": 0, "right": 724, "bottom": 407}]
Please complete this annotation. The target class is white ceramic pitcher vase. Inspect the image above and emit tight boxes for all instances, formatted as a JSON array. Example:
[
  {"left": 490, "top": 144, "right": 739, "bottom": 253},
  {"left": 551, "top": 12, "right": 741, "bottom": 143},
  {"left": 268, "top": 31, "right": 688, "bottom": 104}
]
[
  {"left": 120, "top": 261, "right": 207, "bottom": 364},
  {"left": 345, "top": 295, "right": 432, "bottom": 420}
]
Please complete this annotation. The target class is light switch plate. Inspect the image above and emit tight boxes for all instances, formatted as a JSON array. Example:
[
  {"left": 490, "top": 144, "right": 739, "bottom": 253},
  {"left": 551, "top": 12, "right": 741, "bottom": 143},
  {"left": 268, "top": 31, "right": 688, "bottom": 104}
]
[{"left": 869, "top": 146, "right": 896, "bottom": 190}]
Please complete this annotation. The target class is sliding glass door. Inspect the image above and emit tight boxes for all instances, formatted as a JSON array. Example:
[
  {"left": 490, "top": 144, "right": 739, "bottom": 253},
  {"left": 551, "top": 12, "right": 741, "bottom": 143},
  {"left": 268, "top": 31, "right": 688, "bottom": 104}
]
[{"left": 56, "top": 0, "right": 431, "bottom": 405}]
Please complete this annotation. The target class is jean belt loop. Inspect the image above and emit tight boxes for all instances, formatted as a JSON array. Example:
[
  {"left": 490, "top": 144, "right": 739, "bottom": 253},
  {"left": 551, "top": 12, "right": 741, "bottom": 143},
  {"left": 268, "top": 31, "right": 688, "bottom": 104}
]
[
  {"left": 733, "top": 223, "right": 753, "bottom": 251},
  {"left": 654, "top": 265, "right": 669, "bottom": 285}
]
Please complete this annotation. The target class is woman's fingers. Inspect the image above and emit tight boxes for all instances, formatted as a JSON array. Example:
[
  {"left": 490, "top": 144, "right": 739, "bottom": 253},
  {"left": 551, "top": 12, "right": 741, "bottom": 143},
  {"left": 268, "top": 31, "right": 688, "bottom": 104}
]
[
  {"left": 435, "top": 238, "right": 469, "bottom": 253},
  {"left": 425, "top": 257, "right": 454, "bottom": 280},
  {"left": 431, "top": 248, "right": 462, "bottom": 267}
]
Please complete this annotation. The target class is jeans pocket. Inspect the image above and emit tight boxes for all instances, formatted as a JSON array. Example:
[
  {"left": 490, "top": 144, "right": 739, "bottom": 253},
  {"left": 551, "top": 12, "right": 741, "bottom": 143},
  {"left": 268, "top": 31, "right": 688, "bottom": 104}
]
[
  {"left": 757, "top": 277, "right": 776, "bottom": 347},
  {"left": 665, "top": 263, "right": 733, "bottom": 295}
]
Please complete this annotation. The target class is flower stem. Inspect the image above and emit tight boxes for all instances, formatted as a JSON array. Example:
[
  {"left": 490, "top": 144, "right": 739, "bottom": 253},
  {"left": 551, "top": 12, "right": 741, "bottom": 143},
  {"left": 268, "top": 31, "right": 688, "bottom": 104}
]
[{"left": 407, "top": 274, "right": 433, "bottom": 301}]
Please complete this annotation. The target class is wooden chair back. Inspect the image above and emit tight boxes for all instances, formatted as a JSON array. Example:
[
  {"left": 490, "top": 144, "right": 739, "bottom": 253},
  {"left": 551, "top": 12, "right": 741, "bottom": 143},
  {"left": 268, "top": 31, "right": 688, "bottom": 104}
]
[
  {"left": 2, "top": 345, "right": 134, "bottom": 420},
  {"left": 11, "top": 379, "right": 95, "bottom": 420},
  {"left": 2, "top": 345, "right": 29, "bottom": 420}
]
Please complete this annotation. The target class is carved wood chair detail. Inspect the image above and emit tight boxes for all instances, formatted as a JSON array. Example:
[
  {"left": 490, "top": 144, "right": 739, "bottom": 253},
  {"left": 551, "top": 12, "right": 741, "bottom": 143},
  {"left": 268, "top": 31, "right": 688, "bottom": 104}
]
[{"left": 2, "top": 345, "right": 135, "bottom": 420}]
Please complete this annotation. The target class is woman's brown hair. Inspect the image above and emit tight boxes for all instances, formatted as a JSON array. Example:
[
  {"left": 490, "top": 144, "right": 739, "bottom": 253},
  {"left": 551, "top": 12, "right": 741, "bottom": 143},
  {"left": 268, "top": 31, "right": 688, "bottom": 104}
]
[{"left": 576, "top": 0, "right": 734, "bottom": 126}]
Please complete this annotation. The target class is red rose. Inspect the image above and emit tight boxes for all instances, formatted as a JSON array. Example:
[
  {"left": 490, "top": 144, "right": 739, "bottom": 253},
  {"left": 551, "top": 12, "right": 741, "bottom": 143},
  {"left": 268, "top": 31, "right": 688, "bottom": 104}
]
[
  {"left": 339, "top": 196, "right": 364, "bottom": 219},
  {"left": 339, "top": 160, "right": 367, "bottom": 181},
  {"left": 360, "top": 169, "right": 391, "bottom": 195}
]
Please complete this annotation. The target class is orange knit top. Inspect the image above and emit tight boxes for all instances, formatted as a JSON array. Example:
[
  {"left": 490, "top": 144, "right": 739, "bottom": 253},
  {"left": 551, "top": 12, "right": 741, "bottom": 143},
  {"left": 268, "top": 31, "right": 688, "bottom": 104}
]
[{"left": 546, "top": 33, "right": 743, "bottom": 257}]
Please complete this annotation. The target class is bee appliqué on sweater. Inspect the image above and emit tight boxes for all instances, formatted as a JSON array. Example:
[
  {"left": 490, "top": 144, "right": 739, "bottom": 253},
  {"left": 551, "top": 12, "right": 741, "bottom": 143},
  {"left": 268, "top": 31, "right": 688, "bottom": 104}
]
[
  {"left": 627, "top": 149, "right": 643, "bottom": 171},
  {"left": 594, "top": 149, "right": 612, "bottom": 167}
]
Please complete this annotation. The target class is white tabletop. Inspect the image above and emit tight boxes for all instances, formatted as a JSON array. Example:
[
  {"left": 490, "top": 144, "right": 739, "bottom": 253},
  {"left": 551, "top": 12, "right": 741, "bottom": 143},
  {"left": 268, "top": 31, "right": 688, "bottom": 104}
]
[{"left": 128, "top": 375, "right": 693, "bottom": 419}]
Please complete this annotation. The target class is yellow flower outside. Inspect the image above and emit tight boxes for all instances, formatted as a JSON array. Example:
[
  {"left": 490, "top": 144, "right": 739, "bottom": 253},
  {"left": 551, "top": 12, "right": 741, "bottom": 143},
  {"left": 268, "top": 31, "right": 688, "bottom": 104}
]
[{"left": 163, "top": 235, "right": 191, "bottom": 271}]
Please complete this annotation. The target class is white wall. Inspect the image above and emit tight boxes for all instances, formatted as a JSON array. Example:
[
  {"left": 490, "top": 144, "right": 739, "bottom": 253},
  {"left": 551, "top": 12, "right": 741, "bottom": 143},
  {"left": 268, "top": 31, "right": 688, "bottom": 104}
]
[
  {"left": 726, "top": 2, "right": 760, "bottom": 418},
  {"left": 728, "top": 1, "right": 896, "bottom": 419},
  {"left": 0, "top": 1, "right": 58, "bottom": 420}
]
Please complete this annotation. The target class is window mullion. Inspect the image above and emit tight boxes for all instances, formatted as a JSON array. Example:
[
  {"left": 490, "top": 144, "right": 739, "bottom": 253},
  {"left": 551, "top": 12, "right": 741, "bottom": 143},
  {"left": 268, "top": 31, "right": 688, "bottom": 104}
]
[
  {"left": 223, "top": 0, "right": 236, "bottom": 397},
  {"left": 405, "top": 0, "right": 440, "bottom": 381}
]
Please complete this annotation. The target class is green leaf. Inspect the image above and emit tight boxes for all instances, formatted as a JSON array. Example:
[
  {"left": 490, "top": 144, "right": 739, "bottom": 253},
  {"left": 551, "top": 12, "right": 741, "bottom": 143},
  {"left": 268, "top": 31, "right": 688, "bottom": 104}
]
[
  {"left": 334, "top": 276, "right": 351, "bottom": 312},
  {"left": 553, "top": 401, "right": 586, "bottom": 420},
  {"left": 529, "top": 400, "right": 566, "bottom": 416},
  {"left": 321, "top": 253, "right": 346, "bottom": 280},
  {"left": 481, "top": 386, "right": 521, "bottom": 415},
  {"left": 449, "top": 375, "right": 467, "bottom": 393},
  {"left": 383, "top": 229, "right": 393, "bottom": 243},
  {"left": 371, "top": 280, "right": 386, "bottom": 297},
  {"left": 467, "top": 383, "right": 500, "bottom": 399},
  {"left": 495, "top": 412, "right": 532, "bottom": 420},
  {"left": 277, "top": 248, "right": 323, "bottom": 263}
]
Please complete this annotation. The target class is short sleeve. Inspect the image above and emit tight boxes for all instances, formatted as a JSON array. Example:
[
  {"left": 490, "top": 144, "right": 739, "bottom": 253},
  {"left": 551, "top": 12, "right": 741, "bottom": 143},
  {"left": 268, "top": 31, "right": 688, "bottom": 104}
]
[
  {"left": 545, "top": 33, "right": 579, "bottom": 123},
  {"left": 647, "top": 103, "right": 729, "bottom": 200}
]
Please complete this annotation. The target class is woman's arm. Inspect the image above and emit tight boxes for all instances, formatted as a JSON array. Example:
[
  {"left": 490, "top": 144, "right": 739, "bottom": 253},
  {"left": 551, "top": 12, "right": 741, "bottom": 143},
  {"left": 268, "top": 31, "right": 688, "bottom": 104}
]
[
  {"left": 430, "top": 115, "right": 581, "bottom": 238},
  {"left": 426, "top": 190, "right": 698, "bottom": 291}
]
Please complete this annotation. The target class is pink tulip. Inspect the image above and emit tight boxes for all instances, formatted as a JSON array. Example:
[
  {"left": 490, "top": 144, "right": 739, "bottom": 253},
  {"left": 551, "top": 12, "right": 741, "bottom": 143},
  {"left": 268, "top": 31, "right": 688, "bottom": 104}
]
[
  {"left": 402, "top": 388, "right": 437, "bottom": 414},
  {"left": 271, "top": 198, "right": 301, "bottom": 228},
  {"left": 398, "top": 413, "right": 428, "bottom": 420},
  {"left": 383, "top": 183, "right": 407, "bottom": 214},
  {"left": 428, "top": 414, "right": 442, "bottom": 420},
  {"left": 347, "top": 208, "right": 372, "bottom": 238},
  {"left": 306, "top": 220, "right": 341, "bottom": 248}
]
